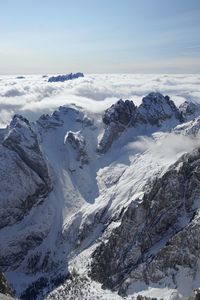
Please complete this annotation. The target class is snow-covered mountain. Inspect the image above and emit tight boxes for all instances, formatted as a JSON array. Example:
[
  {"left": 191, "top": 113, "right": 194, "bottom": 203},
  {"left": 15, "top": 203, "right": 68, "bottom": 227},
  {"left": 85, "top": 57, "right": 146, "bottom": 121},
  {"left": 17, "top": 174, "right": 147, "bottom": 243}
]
[{"left": 1, "top": 85, "right": 200, "bottom": 299}]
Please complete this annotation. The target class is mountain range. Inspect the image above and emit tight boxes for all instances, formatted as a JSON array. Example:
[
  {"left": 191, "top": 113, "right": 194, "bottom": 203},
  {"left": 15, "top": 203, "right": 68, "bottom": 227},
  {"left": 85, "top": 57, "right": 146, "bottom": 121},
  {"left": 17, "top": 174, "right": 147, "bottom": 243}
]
[{"left": 1, "top": 90, "right": 200, "bottom": 299}]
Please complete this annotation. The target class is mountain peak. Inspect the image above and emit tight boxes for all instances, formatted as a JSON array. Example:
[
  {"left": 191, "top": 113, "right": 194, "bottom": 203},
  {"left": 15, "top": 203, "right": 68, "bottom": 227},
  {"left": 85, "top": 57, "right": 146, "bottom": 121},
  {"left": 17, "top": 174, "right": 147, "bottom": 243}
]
[{"left": 98, "top": 92, "right": 182, "bottom": 153}]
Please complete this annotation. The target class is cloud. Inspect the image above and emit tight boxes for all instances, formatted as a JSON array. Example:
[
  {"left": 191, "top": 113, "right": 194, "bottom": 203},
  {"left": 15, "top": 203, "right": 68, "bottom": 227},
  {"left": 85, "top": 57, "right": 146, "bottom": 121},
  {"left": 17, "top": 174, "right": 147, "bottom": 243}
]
[
  {"left": 130, "top": 133, "right": 200, "bottom": 161},
  {"left": 0, "top": 109, "right": 14, "bottom": 127},
  {"left": 0, "top": 74, "right": 200, "bottom": 127},
  {"left": 2, "top": 88, "right": 25, "bottom": 97}
]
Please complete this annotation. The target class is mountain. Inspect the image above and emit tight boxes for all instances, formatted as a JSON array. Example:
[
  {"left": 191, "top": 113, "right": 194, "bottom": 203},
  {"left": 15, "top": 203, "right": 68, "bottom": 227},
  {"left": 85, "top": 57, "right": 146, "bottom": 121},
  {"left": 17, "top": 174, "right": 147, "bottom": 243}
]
[
  {"left": 1, "top": 93, "right": 200, "bottom": 300},
  {"left": 48, "top": 73, "right": 84, "bottom": 83},
  {"left": 98, "top": 92, "right": 182, "bottom": 153}
]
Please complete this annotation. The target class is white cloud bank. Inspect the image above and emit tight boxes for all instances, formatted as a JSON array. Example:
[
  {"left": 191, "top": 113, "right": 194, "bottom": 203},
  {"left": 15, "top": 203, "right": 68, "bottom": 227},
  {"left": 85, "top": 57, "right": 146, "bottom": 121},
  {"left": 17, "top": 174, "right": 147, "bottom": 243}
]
[
  {"left": 131, "top": 133, "right": 200, "bottom": 161},
  {"left": 0, "top": 73, "right": 200, "bottom": 127}
]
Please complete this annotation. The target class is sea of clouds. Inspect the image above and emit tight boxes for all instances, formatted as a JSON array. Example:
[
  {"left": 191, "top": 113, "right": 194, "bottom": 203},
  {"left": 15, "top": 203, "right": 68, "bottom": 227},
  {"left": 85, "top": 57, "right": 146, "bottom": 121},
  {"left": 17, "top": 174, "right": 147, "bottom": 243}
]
[
  {"left": 0, "top": 73, "right": 200, "bottom": 127},
  {"left": 130, "top": 132, "right": 200, "bottom": 161}
]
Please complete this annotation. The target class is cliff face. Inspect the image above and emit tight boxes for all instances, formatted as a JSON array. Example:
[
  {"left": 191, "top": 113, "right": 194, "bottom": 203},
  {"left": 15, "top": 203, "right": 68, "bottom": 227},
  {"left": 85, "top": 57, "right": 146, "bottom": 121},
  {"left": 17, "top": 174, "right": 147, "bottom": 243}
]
[
  {"left": 0, "top": 273, "right": 13, "bottom": 297},
  {"left": 0, "top": 114, "right": 52, "bottom": 230},
  {"left": 0, "top": 114, "right": 53, "bottom": 274},
  {"left": 98, "top": 93, "right": 182, "bottom": 153},
  {"left": 90, "top": 148, "right": 200, "bottom": 294}
]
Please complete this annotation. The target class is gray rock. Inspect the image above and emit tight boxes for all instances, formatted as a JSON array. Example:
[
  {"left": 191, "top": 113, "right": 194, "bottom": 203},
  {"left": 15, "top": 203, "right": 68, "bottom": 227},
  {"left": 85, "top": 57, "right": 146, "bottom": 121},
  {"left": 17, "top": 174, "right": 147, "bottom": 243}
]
[
  {"left": 179, "top": 101, "right": 199, "bottom": 118},
  {"left": 0, "top": 273, "right": 13, "bottom": 298},
  {"left": 65, "top": 131, "right": 89, "bottom": 166},
  {"left": 98, "top": 99, "right": 137, "bottom": 153},
  {"left": 90, "top": 148, "right": 200, "bottom": 293},
  {"left": 0, "top": 114, "right": 53, "bottom": 273},
  {"left": 0, "top": 115, "right": 52, "bottom": 229},
  {"left": 3, "top": 114, "right": 52, "bottom": 188},
  {"left": 98, "top": 93, "right": 182, "bottom": 153},
  {"left": 0, "top": 294, "right": 15, "bottom": 300},
  {"left": 136, "top": 92, "right": 182, "bottom": 125},
  {"left": 48, "top": 72, "right": 84, "bottom": 83}
]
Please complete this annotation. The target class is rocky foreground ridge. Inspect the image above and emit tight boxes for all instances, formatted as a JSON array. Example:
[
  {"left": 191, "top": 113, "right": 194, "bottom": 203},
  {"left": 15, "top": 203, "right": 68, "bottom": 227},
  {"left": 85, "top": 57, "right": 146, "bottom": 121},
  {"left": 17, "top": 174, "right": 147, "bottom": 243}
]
[{"left": 1, "top": 93, "right": 200, "bottom": 299}]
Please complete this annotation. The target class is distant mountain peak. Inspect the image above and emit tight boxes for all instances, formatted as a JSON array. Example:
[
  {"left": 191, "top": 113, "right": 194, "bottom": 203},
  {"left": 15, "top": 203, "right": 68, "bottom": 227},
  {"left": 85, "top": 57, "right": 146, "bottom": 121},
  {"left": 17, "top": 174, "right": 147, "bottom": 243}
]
[{"left": 48, "top": 72, "right": 84, "bottom": 83}]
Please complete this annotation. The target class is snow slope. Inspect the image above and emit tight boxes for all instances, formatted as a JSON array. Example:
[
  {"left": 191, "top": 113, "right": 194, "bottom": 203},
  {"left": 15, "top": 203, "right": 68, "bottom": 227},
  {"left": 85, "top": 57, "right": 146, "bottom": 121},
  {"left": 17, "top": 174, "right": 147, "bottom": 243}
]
[{"left": 1, "top": 75, "right": 200, "bottom": 299}]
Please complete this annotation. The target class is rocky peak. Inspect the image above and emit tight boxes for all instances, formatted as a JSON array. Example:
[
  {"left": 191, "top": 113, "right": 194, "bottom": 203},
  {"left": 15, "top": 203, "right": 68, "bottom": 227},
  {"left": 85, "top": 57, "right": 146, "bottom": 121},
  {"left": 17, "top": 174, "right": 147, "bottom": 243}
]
[
  {"left": 98, "top": 93, "right": 182, "bottom": 153},
  {"left": 65, "top": 131, "right": 89, "bottom": 166},
  {"left": 102, "top": 99, "right": 137, "bottom": 126},
  {"left": 3, "top": 114, "right": 51, "bottom": 187},
  {"left": 0, "top": 114, "right": 53, "bottom": 273},
  {"left": 48, "top": 72, "right": 84, "bottom": 83},
  {"left": 97, "top": 99, "right": 137, "bottom": 153},
  {"left": 136, "top": 92, "right": 182, "bottom": 125},
  {"left": 37, "top": 106, "right": 93, "bottom": 132},
  {"left": 179, "top": 101, "right": 199, "bottom": 119},
  {"left": 4, "top": 114, "right": 39, "bottom": 151},
  {"left": 0, "top": 114, "right": 52, "bottom": 229}
]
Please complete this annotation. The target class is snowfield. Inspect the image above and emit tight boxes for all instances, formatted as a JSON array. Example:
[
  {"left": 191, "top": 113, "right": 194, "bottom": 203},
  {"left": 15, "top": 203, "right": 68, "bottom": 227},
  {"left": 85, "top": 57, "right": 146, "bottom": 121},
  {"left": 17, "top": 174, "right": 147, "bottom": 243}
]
[{"left": 1, "top": 74, "right": 200, "bottom": 300}]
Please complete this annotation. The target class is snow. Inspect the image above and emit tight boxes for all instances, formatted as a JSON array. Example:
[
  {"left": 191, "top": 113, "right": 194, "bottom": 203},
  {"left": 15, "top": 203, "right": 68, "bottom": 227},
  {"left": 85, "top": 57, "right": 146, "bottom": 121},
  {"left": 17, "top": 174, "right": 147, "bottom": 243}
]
[
  {"left": 1, "top": 74, "right": 200, "bottom": 299},
  {"left": 0, "top": 73, "right": 200, "bottom": 128}
]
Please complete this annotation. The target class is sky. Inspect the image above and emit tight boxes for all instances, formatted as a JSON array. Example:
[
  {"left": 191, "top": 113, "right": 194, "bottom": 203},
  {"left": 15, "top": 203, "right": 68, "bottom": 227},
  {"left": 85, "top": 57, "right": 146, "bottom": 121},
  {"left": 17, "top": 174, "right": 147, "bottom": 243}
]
[{"left": 0, "top": 0, "right": 200, "bottom": 74}]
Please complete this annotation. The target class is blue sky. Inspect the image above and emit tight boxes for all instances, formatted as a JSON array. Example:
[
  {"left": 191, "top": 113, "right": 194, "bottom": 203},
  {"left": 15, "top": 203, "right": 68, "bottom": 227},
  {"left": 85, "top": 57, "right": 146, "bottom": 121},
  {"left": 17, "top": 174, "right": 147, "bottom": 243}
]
[{"left": 0, "top": 0, "right": 200, "bottom": 74}]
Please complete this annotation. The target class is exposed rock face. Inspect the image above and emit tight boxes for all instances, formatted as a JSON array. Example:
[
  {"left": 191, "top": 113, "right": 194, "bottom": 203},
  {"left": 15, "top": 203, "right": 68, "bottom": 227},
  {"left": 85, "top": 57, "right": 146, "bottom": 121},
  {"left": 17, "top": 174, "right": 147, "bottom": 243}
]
[
  {"left": 0, "top": 115, "right": 52, "bottom": 229},
  {"left": 90, "top": 148, "right": 200, "bottom": 293},
  {"left": 0, "top": 273, "right": 13, "bottom": 297},
  {"left": 179, "top": 101, "right": 199, "bottom": 119},
  {"left": 37, "top": 112, "right": 64, "bottom": 130},
  {"left": 37, "top": 106, "right": 93, "bottom": 132},
  {"left": 102, "top": 99, "right": 137, "bottom": 126},
  {"left": 173, "top": 116, "right": 200, "bottom": 136},
  {"left": 98, "top": 100, "right": 137, "bottom": 153},
  {"left": 3, "top": 115, "right": 51, "bottom": 187},
  {"left": 65, "top": 131, "right": 89, "bottom": 166},
  {"left": 98, "top": 93, "right": 182, "bottom": 153},
  {"left": 127, "top": 212, "right": 200, "bottom": 285},
  {"left": 136, "top": 93, "right": 182, "bottom": 125},
  {"left": 0, "top": 115, "right": 53, "bottom": 273},
  {"left": 189, "top": 289, "right": 200, "bottom": 300},
  {"left": 0, "top": 224, "right": 53, "bottom": 271},
  {"left": 48, "top": 72, "right": 84, "bottom": 83}
]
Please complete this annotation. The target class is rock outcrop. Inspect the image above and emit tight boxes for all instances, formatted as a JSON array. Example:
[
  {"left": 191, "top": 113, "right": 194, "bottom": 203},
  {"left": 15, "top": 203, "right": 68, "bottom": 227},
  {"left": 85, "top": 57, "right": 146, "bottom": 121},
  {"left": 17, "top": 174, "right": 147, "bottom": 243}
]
[
  {"left": 136, "top": 92, "right": 182, "bottom": 125},
  {"left": 0, "top": 115, "right": 52, "bottom": 228},
  {"left": 37, "top": 106, "right": 93, "bottom": 132},
  {"left": 173, "top": 116, "right": 200, "bottom": 136},
  {"left": 90, "top": 147, "right": 200, "bottom": 294},
  {"left": 98, "top": 100, "right": 137, "bottom": 153},
  {"left": 179, "top": 100, "right": 199, "bottom": 119},
  {"left": 0, "top": 273, "right": 13, "bottom": 297},
  {"left": 98, "top": 92, "right": 182, "bottom": 153},
  {"left": 65, "top": 131, "right": 89, "bottom": 166},
  {"left": 48, "top": 72, "right": 84, "bottom": 83},
  {"left": 0, "top": 115, "right": 53, "bottom": 273}
]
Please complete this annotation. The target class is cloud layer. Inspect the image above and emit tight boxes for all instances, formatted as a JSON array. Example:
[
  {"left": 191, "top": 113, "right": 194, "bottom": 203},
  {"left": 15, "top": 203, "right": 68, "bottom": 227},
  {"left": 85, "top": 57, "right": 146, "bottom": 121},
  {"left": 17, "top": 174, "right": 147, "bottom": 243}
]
[
  {"left": 131, "top": 133, "right": 200, "bottom": 162},
  {"left": 0, "top": 73, "right": 200, "bottom": 127}
]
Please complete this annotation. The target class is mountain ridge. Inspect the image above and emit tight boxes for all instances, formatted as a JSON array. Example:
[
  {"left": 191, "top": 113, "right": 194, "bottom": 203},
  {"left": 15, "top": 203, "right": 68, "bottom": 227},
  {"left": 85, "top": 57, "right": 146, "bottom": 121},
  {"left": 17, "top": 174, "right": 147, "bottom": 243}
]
[{"left": 1, "top": 92, "right": 200, "bottom": 299}]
